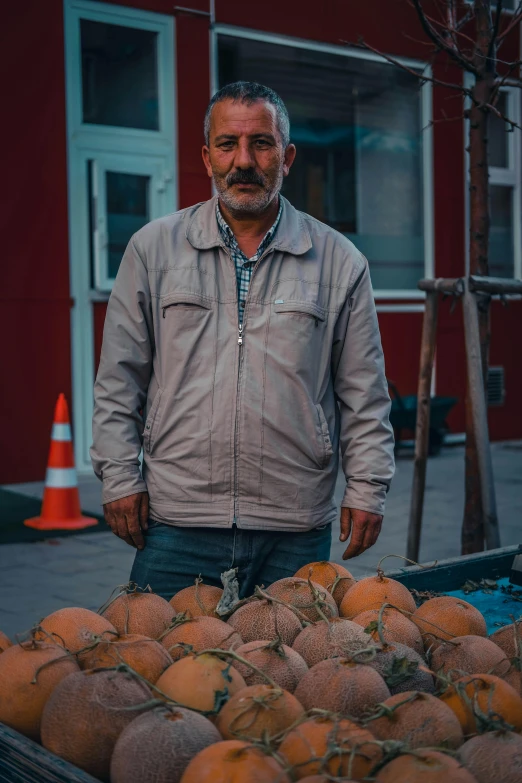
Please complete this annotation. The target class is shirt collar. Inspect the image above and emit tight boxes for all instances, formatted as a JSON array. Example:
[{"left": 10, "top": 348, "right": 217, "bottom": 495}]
[{"left": 216, "top": 198, "right": 283, "bottom": 257}]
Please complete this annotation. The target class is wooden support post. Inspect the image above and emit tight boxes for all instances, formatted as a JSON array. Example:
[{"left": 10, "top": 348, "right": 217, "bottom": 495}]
[
  {"left": 462, "top": 282, "right": 501, "bottom": 550},
  {"left": 407, "top": 290, "right": 439, "bottom": 562}
]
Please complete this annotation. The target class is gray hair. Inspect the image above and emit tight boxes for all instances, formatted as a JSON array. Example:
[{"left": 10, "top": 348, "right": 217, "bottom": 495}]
[{"left": 204, "top": 81, "right": 291, "bottom": 148}]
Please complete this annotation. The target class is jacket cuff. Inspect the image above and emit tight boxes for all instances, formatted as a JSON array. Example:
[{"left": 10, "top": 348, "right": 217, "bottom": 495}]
[
  {"left": 101, "top": 470, "right": 148, "bottom": 505},
  {"left": 341, "top": 482, "right": 387, "bottom": 517}
]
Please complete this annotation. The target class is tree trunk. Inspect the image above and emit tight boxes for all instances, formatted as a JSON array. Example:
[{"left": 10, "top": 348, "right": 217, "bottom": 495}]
[{"left": 461, "top": 1, "right": 494, "bottom": 554}]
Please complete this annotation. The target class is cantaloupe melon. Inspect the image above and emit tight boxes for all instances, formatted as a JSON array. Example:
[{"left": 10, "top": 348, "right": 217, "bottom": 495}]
[
  {"left": 430, "top": 635, "right": 511, "bottom": 680},
  {"left": 412, "top": 596, "right": 487, "bottom": 652},
  {"left": 169, "top": 582, "right": 223, "bottom": 620},
  {"left": 278, "top": 715, "right": 381, "bottom": 781},
  {"left": 232, "top": 640, "right": 308, "bottom": 692},
  {"left": 216, "top": 684, "right": 304, "bottom": 741},
  {"left": 490, "top": 620, "right": 521, "bottom": 663},
  {"left": 339, "top": 575, "right": 416, "bottom": 619},
  {"left": 292, "top": 618, "right": 373, "bottom": 668},
  {"left": 294, "top": 658, "right": 390, "bottom": 719},
  {"left": 439, "top": 674, "right": 522, "bottom": 734},
  {"left": 41, "top": 669, "right": 152, "bottom": 782},
  {"left": 376, "top": 749, "right": 477, "bottom": 782},
  {"left": 110, "top": 705, "right": 222, "bottom": 783},
  {"left": 179, "top": 740, "right": 291, "bottom": 783},
  {"left": 101, "top": 590, "right": 174, "bottom": 639},
  {"left": 160, "top": 616, "right": 242, "bottom": 662},
  {"left": 0, "top": 640, "right": 79, "bottom": 741},
  {"left": 366, "top": 641, "right": 435, "bottom": 694},
  {"left": 80, "top": 633, "right": 172, "bottom": 683},
  {"left": 37, "top": 607, "right": 117, "bottom": 661},
  {"left": 0, "top": 630, "right": 12, "bottom": 653},
  {"left": 293, "top": 561, "right": 355, "bottom": 607},
  {"left": 266, "top": 577, "right": 338, "bottom": 622},
  {"left": 155, "top": 652, "right": 246, "bottom": 714},
  {"left": 457, "top": 730, "right": 522, "bottom": 783},
  {"left": 352, "top": 608, "right": 424, "bottom": 656},
  {"left": 227, "top": 599, "right": 302, "bottom": 646},
  {"left": 368, "top": 691, "right": 464, "bottom": 749}
]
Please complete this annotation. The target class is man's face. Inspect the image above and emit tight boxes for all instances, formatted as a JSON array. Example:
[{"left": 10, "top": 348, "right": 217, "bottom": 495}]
[{"left": 202, "top": 99, "right": 296, "bottom": 215}]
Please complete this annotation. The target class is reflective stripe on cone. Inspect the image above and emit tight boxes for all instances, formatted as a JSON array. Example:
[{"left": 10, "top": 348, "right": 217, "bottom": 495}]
[{"left": 24, "top": 393, "right": 98, "bottom": 531}]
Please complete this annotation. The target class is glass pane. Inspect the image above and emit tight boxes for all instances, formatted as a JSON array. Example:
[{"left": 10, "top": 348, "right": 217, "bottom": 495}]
[
  {"left": 81, "top": 20, "right": 159, "bottom": 130},
  {"left": 218, "top": 36, "right": 424, "bottom": 290},
  {"left": 489, "top": 185, "right": 513, "bottom": 278},
  {"left": 106, "top": 172, "right": 150, "bottom": 279},
  {"left": 489, "top": 92, "right": 509, "bottom": 168}
]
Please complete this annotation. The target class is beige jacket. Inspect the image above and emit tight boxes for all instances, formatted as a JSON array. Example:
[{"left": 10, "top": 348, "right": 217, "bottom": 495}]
[{"left": 91, "top": 196, "right": 395, "bottom": 530}]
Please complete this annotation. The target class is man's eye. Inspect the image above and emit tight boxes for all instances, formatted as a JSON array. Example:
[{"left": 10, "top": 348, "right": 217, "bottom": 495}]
[
  {"left": 255, "top": 140, "right": 270, "bottom": 147},
  {"left": 219, "top": 142, "right": 234, "bottom": 149}
]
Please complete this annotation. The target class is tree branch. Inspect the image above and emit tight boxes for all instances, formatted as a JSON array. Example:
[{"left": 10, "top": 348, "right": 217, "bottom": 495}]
[
  {"left": 488, "top": 0, "right": 503, "bottom": 61},
  {"left": 485, "top": 102, "right": 522, "bottom": 132},
  {"left": 491, "top": 60, "right": 522, "bottom": 98},
  {"left": 353, "top": 38, "right": 473, "bottom": 98},
  {"left": 410, "top": 0, "right": 481, "bottom": 75},
  {"left": 423, "top": 111, "right": 467, "bottom": 132},
  {"left": 497, "top": 2, "right": 522, "bottom": 44},
  {"left": 456, "top": 6, "right": 475, "bottom": 32}
]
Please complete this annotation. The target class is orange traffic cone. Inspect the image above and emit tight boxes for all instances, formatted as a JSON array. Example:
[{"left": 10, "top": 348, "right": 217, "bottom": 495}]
[{"left": 24, "top": 394, "right": 98, "bottom": 530}]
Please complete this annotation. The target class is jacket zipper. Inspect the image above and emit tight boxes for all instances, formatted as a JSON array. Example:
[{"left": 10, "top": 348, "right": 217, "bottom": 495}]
[{"left": 229, "top": 244, "right": 275, "bottom": 526}]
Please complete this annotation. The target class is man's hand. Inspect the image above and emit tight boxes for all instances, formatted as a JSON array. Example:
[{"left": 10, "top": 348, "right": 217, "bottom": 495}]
[
  {"left": 339, "top": 507, "right": 383, "bottom": 560},
  {"left": 103, "top": 492, "right": 149, "bottom": 550}
]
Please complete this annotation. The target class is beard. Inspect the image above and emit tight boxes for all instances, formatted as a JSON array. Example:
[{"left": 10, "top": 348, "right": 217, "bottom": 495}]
[{"left": 213, "top": 166, "right": 284, "bottom": 215}]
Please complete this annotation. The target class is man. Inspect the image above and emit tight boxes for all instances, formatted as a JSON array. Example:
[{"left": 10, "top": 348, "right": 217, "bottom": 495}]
[{"left": 91, "top": 81, "right": 395, "bottom": 599}]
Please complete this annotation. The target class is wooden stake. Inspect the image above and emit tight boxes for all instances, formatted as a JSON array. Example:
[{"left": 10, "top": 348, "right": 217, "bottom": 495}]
[
  {"left": 407, "top": 290, "right": 439, "bottom": 561},
  {"left": 462, "top": 281, "right": 501, "bottom": 550}
]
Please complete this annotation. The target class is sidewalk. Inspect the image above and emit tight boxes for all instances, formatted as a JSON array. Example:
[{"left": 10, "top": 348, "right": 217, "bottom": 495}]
[{"left": 1, "top": 442, "right": 521, "bottom": 640}]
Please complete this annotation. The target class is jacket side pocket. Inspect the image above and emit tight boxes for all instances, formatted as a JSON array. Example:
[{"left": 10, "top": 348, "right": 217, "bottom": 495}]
[
  {"left": 315, "top": 404, "right": 334, "bottom": 469},
  {"left": 143, "top": 388, "right": 163, "bottom": 455}
]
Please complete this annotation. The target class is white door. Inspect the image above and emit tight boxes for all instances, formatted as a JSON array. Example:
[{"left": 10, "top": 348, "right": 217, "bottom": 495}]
[{"left": 64, "top": 0, "right": 176, "bottom": 472}]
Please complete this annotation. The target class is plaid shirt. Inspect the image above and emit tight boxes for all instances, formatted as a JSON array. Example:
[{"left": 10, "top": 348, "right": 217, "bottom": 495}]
[{"left": 216, "top": 199, "right": 283, "bottom": 324}]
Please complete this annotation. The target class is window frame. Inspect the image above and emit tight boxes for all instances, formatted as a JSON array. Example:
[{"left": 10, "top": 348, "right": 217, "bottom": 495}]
[
  {"left": 211, "top": 24, "right": 434, "bottom": 300},
  {"left": 65, "top": 0, "right": 175, "bottom": 143},
  {"left": 64, "top": 0, "right": 176, "bottom": 472},
  {"left": 464, "top": 80, "right": 521, "bottom": 280}
]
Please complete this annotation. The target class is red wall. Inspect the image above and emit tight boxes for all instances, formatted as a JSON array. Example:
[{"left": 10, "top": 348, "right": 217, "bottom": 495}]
[
  {"left": 3, "top": 1, "right": 521, "bottom": 485},
  {"left": 1, "top": 1, "right": 72, "bottom": 483}
]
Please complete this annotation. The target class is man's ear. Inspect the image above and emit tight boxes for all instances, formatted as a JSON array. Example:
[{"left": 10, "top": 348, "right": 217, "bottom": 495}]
[
  {"left": 202, "top": 145, "right": 213, "bottom": 178},
  {"left": 283, "top": 144, "right": 297, "bottom": 177}
]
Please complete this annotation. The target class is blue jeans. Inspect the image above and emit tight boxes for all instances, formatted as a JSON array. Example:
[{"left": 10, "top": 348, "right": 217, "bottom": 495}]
[{"left": 129, "top": 522, "right": 332, "bottom": 601}]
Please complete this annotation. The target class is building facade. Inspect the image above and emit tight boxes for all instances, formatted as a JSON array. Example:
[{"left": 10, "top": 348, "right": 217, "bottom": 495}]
[{"left": 2, "top": 0, "right": 521, "bottom": 483}]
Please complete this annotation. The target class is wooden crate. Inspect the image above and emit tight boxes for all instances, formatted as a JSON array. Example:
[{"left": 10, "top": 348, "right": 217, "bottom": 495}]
[
  {"left": 386, "top": 543, "right": 522, "bottom": 592},
  {"left": 0, "top": 722, "right": 102, "bottom": 782}
]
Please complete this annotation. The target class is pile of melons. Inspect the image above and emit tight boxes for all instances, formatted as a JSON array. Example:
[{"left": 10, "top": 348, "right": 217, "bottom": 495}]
[{"left": 0, "top": 561, "right": 521, "bottom": 783}]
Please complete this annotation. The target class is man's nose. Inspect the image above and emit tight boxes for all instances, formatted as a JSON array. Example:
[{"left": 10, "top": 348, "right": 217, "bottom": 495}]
[{"left": 234, "top": 140, "right": 255, "bottom": 169}]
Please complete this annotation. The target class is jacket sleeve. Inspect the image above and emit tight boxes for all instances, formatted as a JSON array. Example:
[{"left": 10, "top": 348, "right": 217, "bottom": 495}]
[
  {"left": 332, "top": 255, "right": 395, "bottom": 516},
  {"left": 90, "top": 236, "right": 153, "bottom": 505}
]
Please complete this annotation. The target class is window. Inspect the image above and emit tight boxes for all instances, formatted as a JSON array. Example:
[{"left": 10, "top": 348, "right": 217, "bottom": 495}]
[
  {"left": 87, "top": 155, "right": 170, "bottom": 290},
  {"left": 66, "top": 0, "right": 176, "bottom": 292},
  {"left": 81, "top": 20, "right": 159, "bottom": 130},
  {"left": 488, "top": 88, "right": 521, "bottom": 278},
  {"left": 465, "top": 0, "right": 516, "bottom": 10},
  {"left": 217, "top": 34, "right": 430, "bottom": 292}
]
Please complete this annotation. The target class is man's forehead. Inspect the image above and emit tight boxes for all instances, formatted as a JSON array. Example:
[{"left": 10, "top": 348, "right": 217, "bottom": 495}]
[{"left": 210, "top": 99, "right": 278, "bottom": 134}]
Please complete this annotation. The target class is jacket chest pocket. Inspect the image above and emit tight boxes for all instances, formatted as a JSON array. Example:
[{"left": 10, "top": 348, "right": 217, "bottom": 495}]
[
  {"left": 161, "top": 291, "right": 213, "bottom": 318},
  {"left": 273, "top": 300, "right": 326, "bottom": 327}
]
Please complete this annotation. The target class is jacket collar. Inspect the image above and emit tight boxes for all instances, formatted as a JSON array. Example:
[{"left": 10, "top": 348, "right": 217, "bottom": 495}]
[{"left": 186, "top": 194, "right": 312, "bottom": 256}]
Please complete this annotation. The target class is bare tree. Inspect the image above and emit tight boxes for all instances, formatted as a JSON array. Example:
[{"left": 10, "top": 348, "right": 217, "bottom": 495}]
[{"left": 357, "top": 0, "right": 522, "bottom": 554}]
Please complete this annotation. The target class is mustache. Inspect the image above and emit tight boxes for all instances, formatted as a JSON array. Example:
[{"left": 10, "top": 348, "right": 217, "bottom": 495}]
[{"left": 226, "top": 169, "right": 266, "bottom": 187}]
